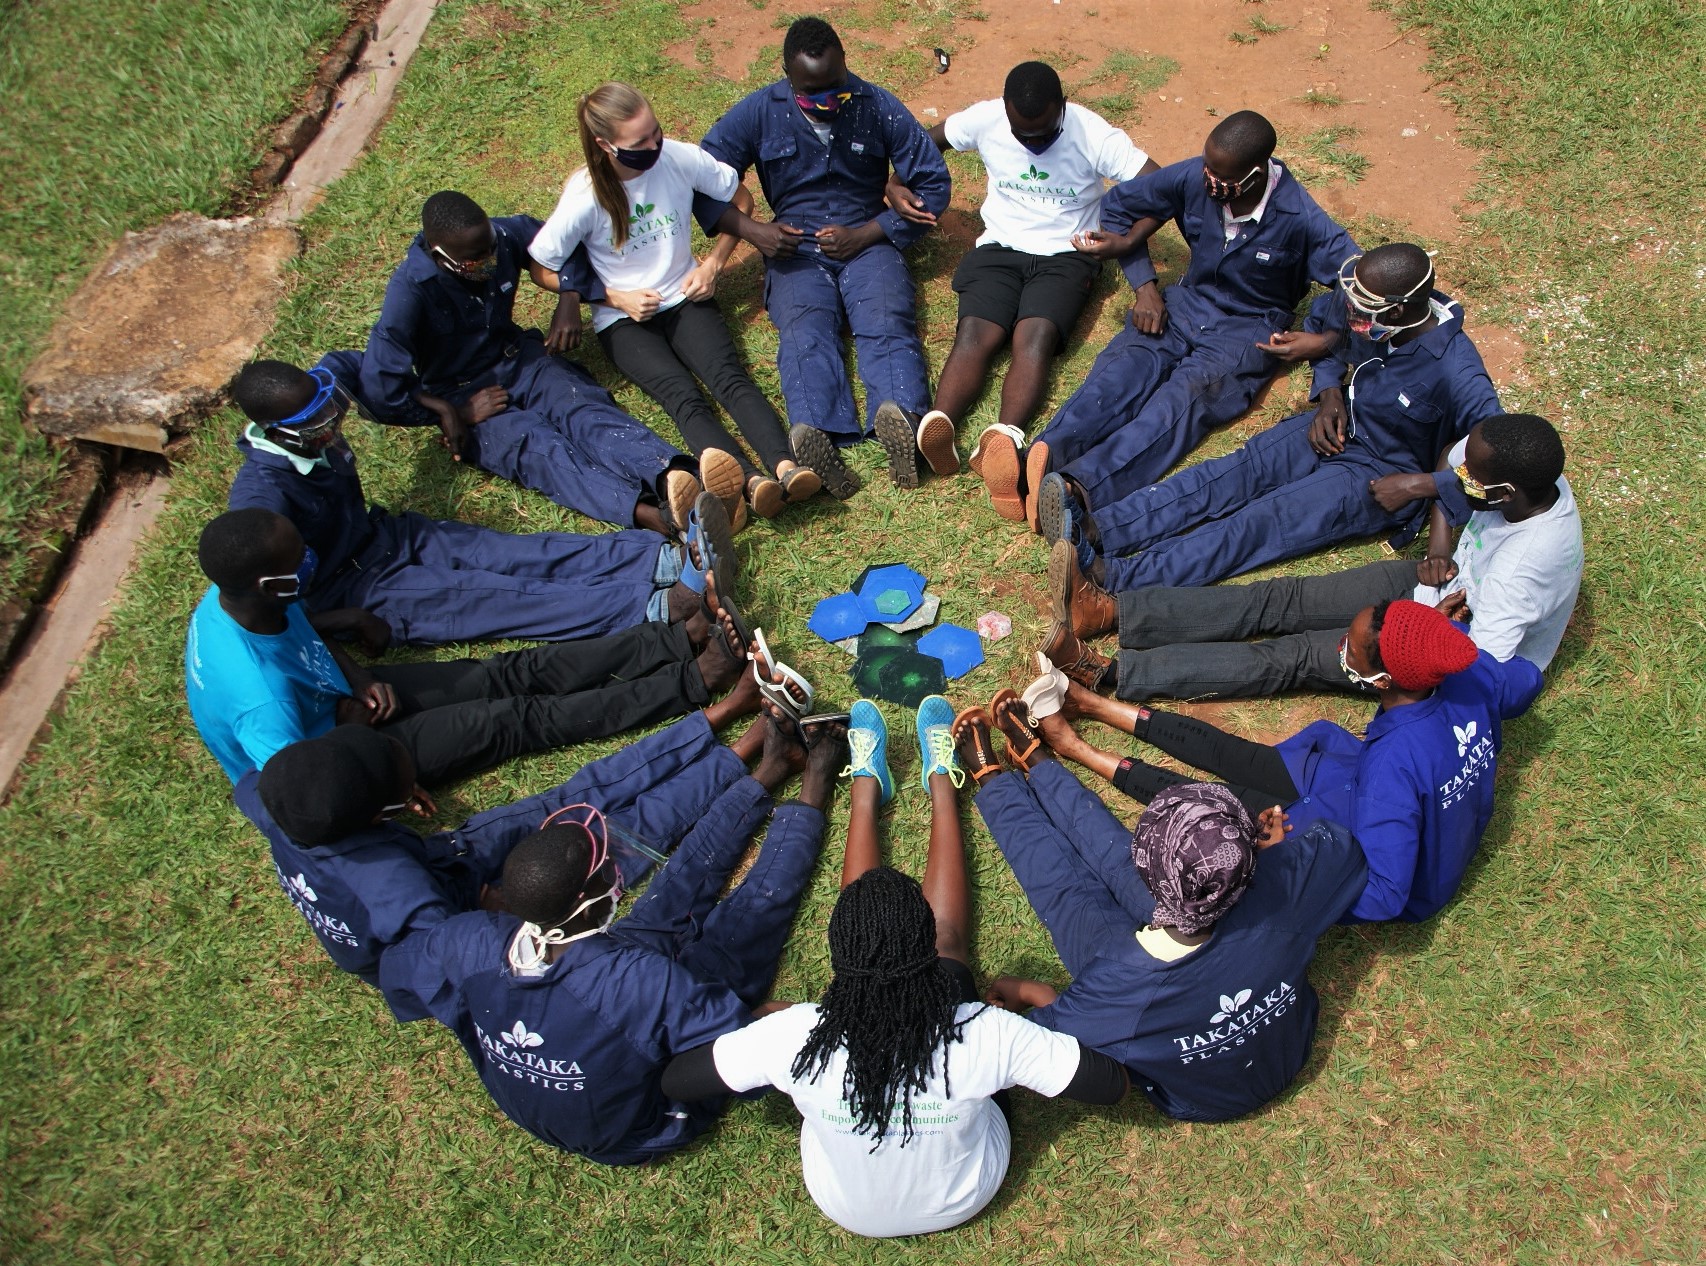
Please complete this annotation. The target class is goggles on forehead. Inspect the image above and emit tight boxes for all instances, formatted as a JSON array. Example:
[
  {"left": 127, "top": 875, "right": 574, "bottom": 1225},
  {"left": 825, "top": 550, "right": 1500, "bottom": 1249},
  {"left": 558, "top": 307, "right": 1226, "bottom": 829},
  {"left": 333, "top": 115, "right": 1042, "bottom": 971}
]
[
  {"left": 1337, "top": 252, "right": 1436, "bottom": 316},
  {"left": 1452, "top": 459, "right": 1513, "bottom": 504},
  {"left": 268, "top": 367, "right": 351, "bottom": 445}
]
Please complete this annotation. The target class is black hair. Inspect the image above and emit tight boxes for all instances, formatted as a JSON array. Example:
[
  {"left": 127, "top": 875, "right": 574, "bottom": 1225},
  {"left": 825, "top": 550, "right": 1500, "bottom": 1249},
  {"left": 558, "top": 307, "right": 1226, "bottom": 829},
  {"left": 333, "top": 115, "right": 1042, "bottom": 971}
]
[
  {"left": 421, "top": 190, "right": 488, "bottom": 242},
  {"left": 1207, "top": 110, "right": 1277, "bottom": 168},
  {"left": 1368, "top": 599, "right": 1392, "bottom": 673},
  {"left": 790, "top": 867, "right": 974, "bottom": 1149},
  {"left": 783, "top": 16, "right": 842, "bottom": 68},
  {"left": 197, "top": 508, "right": 294, "bottom": 591},
  {"left": 1357, "top": 242, "right": 1433, "bottom": 303},
  {"left": 1478, "top": 413, "right": 1565, "bottom": 498},
  {"left": 1003, "top": 61, "right": 1063, "bottom": 118},
  {"left": 501, "top": 825, "right": 599, "bottom": 929},
  {"left": 231, "top": 359, "right": 312, "bottom": 425},
  {"left": 258, "top": 728, "right": 410, "bottom": 846}
]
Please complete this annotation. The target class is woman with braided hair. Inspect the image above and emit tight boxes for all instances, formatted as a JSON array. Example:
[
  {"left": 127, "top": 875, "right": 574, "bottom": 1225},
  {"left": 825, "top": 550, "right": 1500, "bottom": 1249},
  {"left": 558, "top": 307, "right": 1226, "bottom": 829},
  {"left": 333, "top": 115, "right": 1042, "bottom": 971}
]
[{"left": 663, "top": 695, "right": 1127, "bottom": 1238}]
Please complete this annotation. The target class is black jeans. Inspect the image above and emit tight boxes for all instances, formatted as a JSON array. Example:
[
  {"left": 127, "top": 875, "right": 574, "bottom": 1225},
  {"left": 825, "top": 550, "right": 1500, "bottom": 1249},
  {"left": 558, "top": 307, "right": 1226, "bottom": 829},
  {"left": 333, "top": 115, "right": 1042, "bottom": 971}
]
[
  {"left": 1109, "top": 709, "right": 1301, "bottom": 819},
  {"left": 372, "top": 623, "right": 707, "bottom": 784},
  {"left": 599, "top": 299, "right": 792, "bottom": 476},
  {"left": 1115, "top": 559, "right": 1420, "bottom": 701}
]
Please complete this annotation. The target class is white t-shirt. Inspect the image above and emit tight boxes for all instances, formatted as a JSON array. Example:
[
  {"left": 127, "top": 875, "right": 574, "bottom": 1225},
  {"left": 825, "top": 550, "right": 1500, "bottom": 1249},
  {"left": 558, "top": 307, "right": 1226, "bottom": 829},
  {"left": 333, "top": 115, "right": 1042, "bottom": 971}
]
[
  {"left": 943, "top": 99, "right": 1148, "bottom": 256},
  {"left": 529, "top": 139, "right": 739, "bottom": 332},
  {"left": 712, "top": 1002, "right": 1081, "bottom": 1238},
  {"left": 1415, "top": 438, "right": 1584, "bottom": 668}
]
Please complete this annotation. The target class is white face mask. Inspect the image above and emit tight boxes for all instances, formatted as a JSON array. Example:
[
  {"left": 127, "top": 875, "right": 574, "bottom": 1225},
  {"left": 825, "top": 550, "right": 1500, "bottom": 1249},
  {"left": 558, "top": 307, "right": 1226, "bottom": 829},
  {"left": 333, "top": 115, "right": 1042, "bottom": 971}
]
[{"left": 506, "top": 804, "right": 623, "bottom": 972}]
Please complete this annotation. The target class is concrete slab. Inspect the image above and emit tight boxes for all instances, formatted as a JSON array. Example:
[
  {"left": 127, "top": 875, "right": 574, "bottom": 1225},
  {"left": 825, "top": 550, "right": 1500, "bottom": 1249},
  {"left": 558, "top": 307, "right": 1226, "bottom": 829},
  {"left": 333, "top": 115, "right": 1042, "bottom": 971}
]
[{"left": 21, "top": 214, "right": 301, "bottom": 447}]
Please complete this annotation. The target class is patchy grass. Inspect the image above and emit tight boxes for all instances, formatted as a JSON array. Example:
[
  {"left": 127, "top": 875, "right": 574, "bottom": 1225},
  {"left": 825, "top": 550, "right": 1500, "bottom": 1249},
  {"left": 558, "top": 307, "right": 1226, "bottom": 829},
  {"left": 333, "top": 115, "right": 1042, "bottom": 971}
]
[
  {"left": 1293, "top": 124, "right": 1372, "bottom": 183},
  {"left": 0, "top": 0, "right": 1702, "bottom": 1262},
  {"left": 0, "top": 0, "right": 351, "bottom": 610}
]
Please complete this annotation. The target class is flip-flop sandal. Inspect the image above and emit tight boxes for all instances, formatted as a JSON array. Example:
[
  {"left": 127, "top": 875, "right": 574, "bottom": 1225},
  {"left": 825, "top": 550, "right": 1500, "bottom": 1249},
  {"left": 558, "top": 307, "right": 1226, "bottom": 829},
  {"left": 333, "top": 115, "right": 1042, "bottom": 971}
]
[
  {"left": 751, "top": 628, "right": 814, "bottom": 717},
  {"left": 796, "top": 711, "right": 851, "bottom": 749},
  {"left": 779, "top": 465, "right": 823, "bottom": 503},
  {"left": 951, "top": 706, "right": 1004, "bottom": 784},
  {"left": 990, "top": 689, "right": 1044, "bottom": 772},
  {"left": 688, "top": 491, "right": 739, "bottom": 604},
  {"left": 698, "top": 582, "right": 754, "bottom": 652}
]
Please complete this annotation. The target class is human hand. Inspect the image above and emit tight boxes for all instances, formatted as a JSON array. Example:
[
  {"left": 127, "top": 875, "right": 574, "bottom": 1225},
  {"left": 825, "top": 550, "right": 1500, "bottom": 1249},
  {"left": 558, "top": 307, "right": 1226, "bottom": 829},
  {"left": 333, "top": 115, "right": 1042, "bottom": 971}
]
[
  {"left": 1309, "top": 389, "right": 1347, "bottom": 456},
  {"left": 1369, "top": 471, "right": 1437, "bottom": 512},
  {"left": 606, "top": 288, "right": 662, "bottom": 322},
  {"left": 1255, "top": 805, "right": 1292, "bottom": 849},
  {"left": 680, "top": 259, "right": 722, "bottom": 302},
  {"left": 544, "top": 297, "right": 583, "bottom": 353},
  {"left": 416, "top": 394, "right": 469, "bottom": 461},
  {"left": 1435, "top": 589, "right": 1471, "bottom": 623},
  {"left": 1070, "top": 228, "right": 1129, "bottom": 260},
  {"left": 985, "top": 975, "right": 1059, "bottom": 1011},
  {"left": 405, "top": 784, "right": 436, "bottom": 818},
  {"left": 885, "top": 179, "right": 937, "bottom": 226},
  {"left": 815, "top": 222, "right": 881, "bottom": 261},
  {"left": 745, "top": 219, "right": 807, "bottom": 259},
  {"left": 1255, "top": 329, "right": 1337, "bottom": 363},
  {"left": 1126, "top": 281, "right": 1167, "bottom": 335},
  {"left": 462, "top": 385, "right": 510, "bottom": 426},
  {"left": 349, "top": 610, "right": 392, "bottom": 657},
  {"left": 1417, "top": 555, "right": 1461, "bottom": 588}
]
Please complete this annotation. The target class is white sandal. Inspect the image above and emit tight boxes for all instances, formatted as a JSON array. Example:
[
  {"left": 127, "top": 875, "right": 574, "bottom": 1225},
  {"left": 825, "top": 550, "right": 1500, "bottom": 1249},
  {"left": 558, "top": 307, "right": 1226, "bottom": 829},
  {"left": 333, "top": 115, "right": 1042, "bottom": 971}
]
[
  {"left": 1020, "top": 652, "right": 1070, "bottom": 720},
  {"left": 751, "top": 629, "right": 814, "bottom": 717}
]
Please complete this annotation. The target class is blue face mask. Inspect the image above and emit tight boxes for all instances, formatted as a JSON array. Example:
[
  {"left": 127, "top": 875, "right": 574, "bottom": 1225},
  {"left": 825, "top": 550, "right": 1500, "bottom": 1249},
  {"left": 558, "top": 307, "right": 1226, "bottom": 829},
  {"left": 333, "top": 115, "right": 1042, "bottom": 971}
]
[
  {"left": 794, "top": 86, "right": 850, "bottom": 120},
  {"left": 259, "top": 546, "right": 318, "bottom": 602}
]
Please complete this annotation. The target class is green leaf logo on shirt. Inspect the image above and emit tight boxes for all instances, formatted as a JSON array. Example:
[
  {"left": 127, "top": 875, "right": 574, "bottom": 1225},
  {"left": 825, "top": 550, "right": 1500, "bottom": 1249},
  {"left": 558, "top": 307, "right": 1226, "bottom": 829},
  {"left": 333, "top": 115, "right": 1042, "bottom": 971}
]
[
  {"left": 630, "top": 201, "right": 654, "bottom": 220},
  {"left": 1020, "top": 164, "right": 1049, "bottom": 181}
]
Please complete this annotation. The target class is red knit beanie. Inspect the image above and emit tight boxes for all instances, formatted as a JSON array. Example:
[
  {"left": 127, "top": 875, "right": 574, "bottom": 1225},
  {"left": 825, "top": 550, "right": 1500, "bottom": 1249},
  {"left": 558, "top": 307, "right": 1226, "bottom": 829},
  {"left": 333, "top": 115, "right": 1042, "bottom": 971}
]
[{"left": 1377, "top": 599, "right": 1478, "bottom": 690}]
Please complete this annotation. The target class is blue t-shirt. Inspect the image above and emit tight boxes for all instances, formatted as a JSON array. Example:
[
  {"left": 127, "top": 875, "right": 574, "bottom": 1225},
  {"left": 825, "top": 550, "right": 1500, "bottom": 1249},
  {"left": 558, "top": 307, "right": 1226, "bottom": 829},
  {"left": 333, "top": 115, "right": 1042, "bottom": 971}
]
[
  {"left": 1029, "top": 820, "right": 1367, "bottom": 1122},
  {"left": 184, "top": 588, "right": 350, "bottom": 782},
  {"left": 379, "top": 911, "right": 751, "bottom": 1164}
]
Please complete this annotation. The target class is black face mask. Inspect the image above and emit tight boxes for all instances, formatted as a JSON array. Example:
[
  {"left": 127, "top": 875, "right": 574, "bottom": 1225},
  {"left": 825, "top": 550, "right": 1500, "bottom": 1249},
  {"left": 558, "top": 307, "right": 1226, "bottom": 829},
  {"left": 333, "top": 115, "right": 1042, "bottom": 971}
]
[
  {"left": 612, "top": 144, "right": 662, "bottom": 172},
  {"left": 1014, "top": 125, "right": 1061, "bottom": 155}
]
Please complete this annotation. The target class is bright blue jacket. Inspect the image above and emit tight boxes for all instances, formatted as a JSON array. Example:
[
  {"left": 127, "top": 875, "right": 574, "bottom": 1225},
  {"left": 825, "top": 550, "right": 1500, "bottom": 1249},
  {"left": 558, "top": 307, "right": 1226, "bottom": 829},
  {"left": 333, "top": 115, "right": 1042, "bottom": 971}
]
[
  {"left": 699, "top": 73, "right": 950, "bottom": 252},
  {"left": 1100, "top": 157, "right": 1358, "bottom": 326},
  {"left": 1278, "top": 646, "right": 1544, "bottom": 922}
]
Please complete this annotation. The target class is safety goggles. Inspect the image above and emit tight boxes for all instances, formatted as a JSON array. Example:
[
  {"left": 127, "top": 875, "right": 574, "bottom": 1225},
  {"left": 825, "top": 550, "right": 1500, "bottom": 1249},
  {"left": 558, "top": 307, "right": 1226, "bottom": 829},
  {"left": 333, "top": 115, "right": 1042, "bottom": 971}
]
[
  {"left": 1338, "top": 635, "right": 1391, "bottom": 689},
  {"left": 1452, "top": 460, "right": 1513, "bottom": 504},
  {"left": 430, "top": 242, "right": 498, "bottom": 280},
  {"left": 268, "top": 368, "right": 351, "bottom": 449},
  {"left": 1337, "top": 252, "right": 1435, "bottom": 317},
  {"left": 1203, "top": 162, "right": 1264, "bottom": 201}
]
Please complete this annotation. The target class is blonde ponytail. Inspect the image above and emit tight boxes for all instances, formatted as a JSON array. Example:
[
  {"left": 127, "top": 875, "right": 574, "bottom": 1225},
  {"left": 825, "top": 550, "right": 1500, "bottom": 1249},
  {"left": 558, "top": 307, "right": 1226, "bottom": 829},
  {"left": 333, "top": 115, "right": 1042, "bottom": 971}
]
[{"left": 577, "top": 81, "right": 651, "bottom": 249}]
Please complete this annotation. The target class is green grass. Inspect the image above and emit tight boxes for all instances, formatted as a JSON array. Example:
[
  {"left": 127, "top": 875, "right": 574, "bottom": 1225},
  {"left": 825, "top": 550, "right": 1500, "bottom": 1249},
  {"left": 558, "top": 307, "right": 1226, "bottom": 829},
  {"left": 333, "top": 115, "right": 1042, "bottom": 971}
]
[
  {"left": 0, "top": 0, "right": 350, "bottom": 607},
  {"left": 3, "top": 0, "right": 1705, "bottom": 1262},
  {"left": 1293, "top": 124, "right": 1373, "bottom": 183}
]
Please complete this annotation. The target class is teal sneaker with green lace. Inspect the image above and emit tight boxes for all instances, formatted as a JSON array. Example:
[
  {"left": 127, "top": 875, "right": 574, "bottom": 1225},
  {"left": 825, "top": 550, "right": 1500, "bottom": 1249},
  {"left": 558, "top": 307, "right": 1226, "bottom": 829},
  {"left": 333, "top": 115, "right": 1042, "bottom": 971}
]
[
  {"left": 914, "top": 694, "right": 964, "bottom": 792},
  {"left": 843, "top": 699, "right": 893, "bottom": 803}
]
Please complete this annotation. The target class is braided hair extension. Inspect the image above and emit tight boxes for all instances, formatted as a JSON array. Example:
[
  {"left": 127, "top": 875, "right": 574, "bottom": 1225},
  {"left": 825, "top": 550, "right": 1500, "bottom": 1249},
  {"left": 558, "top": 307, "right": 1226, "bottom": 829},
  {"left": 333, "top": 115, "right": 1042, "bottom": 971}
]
[{"left": 790, "top": 867, "right": 981, "bottom": 1149}]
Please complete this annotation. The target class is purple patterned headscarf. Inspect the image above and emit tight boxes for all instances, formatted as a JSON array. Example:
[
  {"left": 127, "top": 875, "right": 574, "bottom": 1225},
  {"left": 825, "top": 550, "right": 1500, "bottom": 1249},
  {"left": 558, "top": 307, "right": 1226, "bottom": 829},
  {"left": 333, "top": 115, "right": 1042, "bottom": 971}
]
[{"left": 1130, "top": 783, "right": 1258, "bottom": 934}]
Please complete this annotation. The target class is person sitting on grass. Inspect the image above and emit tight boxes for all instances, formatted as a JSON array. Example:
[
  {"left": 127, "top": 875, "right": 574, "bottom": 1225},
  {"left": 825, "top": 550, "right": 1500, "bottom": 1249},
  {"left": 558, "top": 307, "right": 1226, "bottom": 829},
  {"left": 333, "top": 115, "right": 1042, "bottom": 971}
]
[
  {"left": 869, "top": 60, "right": 1155, "bottom": 495},
  {"left": 240, "top": 707, "right": 760, "bottom": 993},
  {"left": 662, "top": 696, "right": 1126, "bottom": 1238},
  {"left": 360, "top": 190, "right": 713, "bottom": 533},
  {"left": 695, "top": 16, "right": 952, "bottom": 499},
  {"left": 963, "top": 689, "right": 1366, "bottom": 1122},
  {"left": 228, "top": 356, "right": 742, "bottom": 648},
  {"left": 378, "top": 705, "right": 847, "bottom": 1165},
  {"left": 1009, "top": 109, "right": 1359, "bottom": 531},
  {"left": 186, "top": 508, "right": 757, "bottom": 785},
  {"left": 528, "top": 81, "right": 824, "bottom": 524},
  {"left": 1038, "top": 243, "right": 1502, "bottom": 595},
  {"left": 1041, "top": 413, "right": 1582, "bottom": 701},
  {"left": 1022, "top": 597, "right": 1543, "bottom": 924}
]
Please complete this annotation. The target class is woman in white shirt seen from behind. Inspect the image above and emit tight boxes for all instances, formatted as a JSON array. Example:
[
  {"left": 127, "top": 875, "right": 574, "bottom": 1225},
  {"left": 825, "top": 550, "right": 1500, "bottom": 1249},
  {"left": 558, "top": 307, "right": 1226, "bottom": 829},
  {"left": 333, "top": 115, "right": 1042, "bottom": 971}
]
[{"left": 530, "top": 83, "right": 821, "bottom": 526}]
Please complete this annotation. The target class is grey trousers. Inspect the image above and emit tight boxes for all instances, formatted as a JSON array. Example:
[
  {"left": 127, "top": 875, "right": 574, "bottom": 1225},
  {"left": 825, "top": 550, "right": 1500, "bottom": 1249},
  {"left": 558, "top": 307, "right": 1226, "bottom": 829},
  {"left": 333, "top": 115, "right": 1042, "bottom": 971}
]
[{"left": 1114, "top": 559, "right": 1419, "bottom": 700}]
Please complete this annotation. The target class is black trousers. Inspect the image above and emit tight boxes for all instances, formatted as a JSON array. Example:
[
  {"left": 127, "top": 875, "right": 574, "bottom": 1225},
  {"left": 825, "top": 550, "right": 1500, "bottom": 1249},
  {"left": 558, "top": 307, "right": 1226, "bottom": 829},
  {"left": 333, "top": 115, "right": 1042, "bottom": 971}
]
[
  {"left": 371, "top": 623, "right": 707, "bottom": 784},
  {"left": 1109, "top": 709, "right": 1301, "bottom": 819},
  {"left": 599, "top": 299, "right": 792, "bottom": 476}
]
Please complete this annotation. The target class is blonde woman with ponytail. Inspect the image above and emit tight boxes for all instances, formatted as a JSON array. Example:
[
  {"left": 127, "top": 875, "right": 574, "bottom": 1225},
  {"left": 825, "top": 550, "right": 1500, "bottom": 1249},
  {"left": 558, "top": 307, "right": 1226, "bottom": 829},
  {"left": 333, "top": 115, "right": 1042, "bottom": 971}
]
[{"left": 530, "top": 83, "right": 822, "bottom": 522}]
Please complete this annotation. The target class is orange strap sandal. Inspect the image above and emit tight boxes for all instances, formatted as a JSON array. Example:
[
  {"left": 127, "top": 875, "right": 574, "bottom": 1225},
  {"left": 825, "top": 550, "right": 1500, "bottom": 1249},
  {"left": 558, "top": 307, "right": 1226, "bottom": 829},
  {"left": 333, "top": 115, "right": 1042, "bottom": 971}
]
[
  {"left": 989, "top": 689, "right": 1045, "bottom": 773},
  {"left": 951, "top": 706, "right": 1005, "bottom": 785}
]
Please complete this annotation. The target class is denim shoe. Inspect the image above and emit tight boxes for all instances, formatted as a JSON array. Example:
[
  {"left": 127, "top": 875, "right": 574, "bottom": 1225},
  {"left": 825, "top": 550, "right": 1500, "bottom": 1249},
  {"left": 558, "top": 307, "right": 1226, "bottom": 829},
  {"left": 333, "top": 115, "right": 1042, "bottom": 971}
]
[
  {"left": 1037, "top": 473, "right": 1097, "bottom": 574},
  {"left": 914, "top": 694, "right": 964, "bottom": 791},
  {"left": 843, "top": 699, "right": 893, "bottom": 803}
]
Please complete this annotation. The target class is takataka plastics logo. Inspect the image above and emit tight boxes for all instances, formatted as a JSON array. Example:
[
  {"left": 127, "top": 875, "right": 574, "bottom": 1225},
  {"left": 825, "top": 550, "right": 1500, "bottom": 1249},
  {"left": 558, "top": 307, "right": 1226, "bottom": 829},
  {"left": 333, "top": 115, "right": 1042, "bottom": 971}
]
[
  {"left": 500, "top": 1020, "right": 544, "bottom": 1049},
  {"left": 1019, "top": 163, "right": 1049, "bottom": 181}
]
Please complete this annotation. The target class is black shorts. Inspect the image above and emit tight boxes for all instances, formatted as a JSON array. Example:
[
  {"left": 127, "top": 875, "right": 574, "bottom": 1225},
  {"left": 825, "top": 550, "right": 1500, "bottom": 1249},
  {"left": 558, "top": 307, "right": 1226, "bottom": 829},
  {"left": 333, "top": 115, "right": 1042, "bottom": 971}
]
[
  {"left": 941, "top": 956, "right": 980, "bottom": 1004},
  {"left": 952, "top": 243, "right": 1101, "bottom": 344}
]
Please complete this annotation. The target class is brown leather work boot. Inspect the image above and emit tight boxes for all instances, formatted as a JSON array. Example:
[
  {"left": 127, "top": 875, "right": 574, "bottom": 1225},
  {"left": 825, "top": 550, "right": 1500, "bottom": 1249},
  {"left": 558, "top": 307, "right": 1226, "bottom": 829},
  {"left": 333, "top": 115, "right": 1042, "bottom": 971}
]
[
  {"left": 1048, "top": 538, "right": 1117, "bottom": 638},
  {"left": 1039, "top": 618, "right": 1113, "bottom": 690}
]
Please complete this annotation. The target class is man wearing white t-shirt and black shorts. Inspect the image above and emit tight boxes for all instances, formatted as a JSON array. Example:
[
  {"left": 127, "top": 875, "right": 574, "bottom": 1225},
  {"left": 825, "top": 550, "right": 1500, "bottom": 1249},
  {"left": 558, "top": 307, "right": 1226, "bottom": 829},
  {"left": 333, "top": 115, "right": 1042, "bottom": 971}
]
[
  {"left": 1042, "top": 413, "right": 1583, "bottom": 701},
  {"left": 874, "top": 61, "right": 1155, "bottom": 495}
]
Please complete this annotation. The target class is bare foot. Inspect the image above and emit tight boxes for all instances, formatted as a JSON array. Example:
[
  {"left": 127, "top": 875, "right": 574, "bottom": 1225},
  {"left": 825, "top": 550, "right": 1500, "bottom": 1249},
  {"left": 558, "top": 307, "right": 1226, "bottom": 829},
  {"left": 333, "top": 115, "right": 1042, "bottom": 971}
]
[
  {"left": 752, "top": 700, "right": 809, "bottom": 791},
  {"left": 799, "top": 718, "right": 850, "bottom": 811},
  {"left": 696, "top": 607, "right": 747, "bottom": 694},
  {"left": 951, "top": 707, "right": 1003, "bottom": 785},
  {"left": 1037, "top": 712, "right": 1095, "bottom": 763},
  {"left": 704, "top": 642, "right": 764, "bottom": 730}
]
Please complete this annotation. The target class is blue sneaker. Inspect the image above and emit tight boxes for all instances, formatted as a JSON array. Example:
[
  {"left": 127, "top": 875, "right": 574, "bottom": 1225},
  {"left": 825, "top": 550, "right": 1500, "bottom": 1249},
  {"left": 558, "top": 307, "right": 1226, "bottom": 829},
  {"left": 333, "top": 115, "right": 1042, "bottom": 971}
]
[
  {"left": 843, "top": 699, "right": 893, "bottom": 803},
  {"left": 914, "top": 695, "right": 964, "bottom": 792}
]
